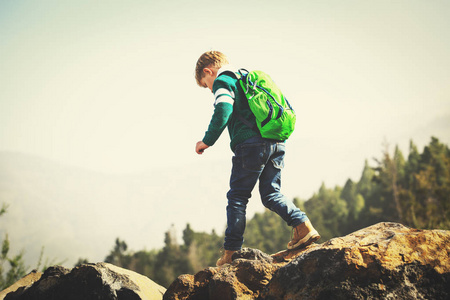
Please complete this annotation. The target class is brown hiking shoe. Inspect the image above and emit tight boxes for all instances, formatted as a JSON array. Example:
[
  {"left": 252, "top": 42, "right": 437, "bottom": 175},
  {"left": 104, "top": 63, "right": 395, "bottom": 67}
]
[
  {"left": 216, "top": 250, "right": 236, "bottom": 267},
  {"left": 287, "top": 220, "right": 321, "bottom": 250}
]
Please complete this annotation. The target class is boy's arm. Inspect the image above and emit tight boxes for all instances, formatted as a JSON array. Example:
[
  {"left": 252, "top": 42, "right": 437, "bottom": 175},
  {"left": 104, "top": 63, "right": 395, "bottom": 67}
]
[
  {"left": 196, "top": 80, "right": 235, "bottom": 154},
  {"left": 202, "top": 102, "right": 233, "bottom": 144}
]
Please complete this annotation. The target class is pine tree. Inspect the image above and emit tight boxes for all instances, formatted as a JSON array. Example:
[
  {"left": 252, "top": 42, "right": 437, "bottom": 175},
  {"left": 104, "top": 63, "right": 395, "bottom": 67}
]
[
  {"left": 400, "top": 140, "right": 422, "bottom": 227},
  {"left": 356, "top": 160, "right": 375, "bottom": 199},
  {"left": 413, "top": 137, "right": 450, "bottom": 228},
  {"left": 341, "top": 179, "right": 365, "bottom": 233},
  {"left": 303, "top": 183, "right": 348, "bottom": 241},
  {"left": 369, "top": 144, "right": 405, "bottom": 223},
  {"left": 104, "top": 238, "right": 131, "bottom": 267}
]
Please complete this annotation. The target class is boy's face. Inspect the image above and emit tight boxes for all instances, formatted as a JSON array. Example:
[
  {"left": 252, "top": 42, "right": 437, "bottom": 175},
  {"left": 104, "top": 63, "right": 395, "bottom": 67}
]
[{"left": 200, "top": 68, "right": 217, "bottom": 92}]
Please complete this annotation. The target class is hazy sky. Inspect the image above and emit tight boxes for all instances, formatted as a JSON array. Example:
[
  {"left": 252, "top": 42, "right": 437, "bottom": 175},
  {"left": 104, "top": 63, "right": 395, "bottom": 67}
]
[{"left": 1, "top": 0, "right": 450, "bottom": 200}]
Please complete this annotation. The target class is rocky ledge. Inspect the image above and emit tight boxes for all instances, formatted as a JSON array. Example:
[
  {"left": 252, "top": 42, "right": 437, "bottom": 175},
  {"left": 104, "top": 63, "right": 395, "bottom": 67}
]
[
  {"left": 164, "top": 222, "right": 450, "bottom": 300},
  {"left": 2, "top": 222, "right": 449, "bottom": 300}
]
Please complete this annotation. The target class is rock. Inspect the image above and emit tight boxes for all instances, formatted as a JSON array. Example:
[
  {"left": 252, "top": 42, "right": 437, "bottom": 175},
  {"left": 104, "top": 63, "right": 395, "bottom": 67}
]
[
  {"left": 164, "top": 222, "right": 450, "bottom": 299},
  {"left": 164, "top": 248, "right": 276, "bottom": 300},
  {"left": 0, "top": 270, "right": 42, "bottom": 300},
  {"left": 233, "top": 248, "right": 273, "bottom": 264},
  {"left": 3, "top": 262, "right": 166, "bottom": 300},
  {"left": 263, "top": 222, "right": 450, "bottom": 299}
]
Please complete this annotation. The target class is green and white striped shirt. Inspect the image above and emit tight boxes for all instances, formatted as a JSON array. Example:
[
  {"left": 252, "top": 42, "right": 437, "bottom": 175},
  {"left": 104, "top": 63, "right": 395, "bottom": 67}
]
[{"left": 202, "top": 66, "right": 258, "bottom": 152}]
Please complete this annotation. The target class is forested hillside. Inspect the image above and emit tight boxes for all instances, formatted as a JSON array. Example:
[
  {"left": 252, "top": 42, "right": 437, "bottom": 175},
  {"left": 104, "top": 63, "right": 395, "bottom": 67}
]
[{"left": 100, "top": 137, "right": 450, "bottom": 288}]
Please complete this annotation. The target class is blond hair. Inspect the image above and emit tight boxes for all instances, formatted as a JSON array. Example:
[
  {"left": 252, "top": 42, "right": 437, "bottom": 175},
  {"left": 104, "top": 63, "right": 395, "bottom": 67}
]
[{"left": 195, "top": 51, "right": 229, "bottom": 86}]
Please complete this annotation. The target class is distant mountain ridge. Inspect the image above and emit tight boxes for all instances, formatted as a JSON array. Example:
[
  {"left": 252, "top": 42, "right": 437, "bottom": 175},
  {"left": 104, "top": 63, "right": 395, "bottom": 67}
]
[{"left": 0, "top": 151, "right": 231, "bottom": 268}]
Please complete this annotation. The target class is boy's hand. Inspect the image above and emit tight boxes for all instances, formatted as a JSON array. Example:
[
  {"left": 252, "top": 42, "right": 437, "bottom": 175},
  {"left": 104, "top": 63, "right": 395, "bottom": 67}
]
[{"left": 196, "top": 141, "right": 210, "bottom": 154}]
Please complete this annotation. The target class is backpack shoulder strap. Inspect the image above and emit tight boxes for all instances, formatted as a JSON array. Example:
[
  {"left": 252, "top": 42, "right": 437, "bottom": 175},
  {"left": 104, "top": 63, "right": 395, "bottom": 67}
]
[
  {"left": 234, "top": 109, "right": 258, "bottom": 132},
  {"left": 217, "top": 71, "right": 239, "bottom": 83},
  {"left": 217, "top": 68, "right": 249, "bottom": 80}
]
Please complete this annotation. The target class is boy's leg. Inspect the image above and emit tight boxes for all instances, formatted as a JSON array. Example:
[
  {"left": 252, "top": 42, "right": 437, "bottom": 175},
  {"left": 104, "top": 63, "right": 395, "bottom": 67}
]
[
  {"left": 259, "top": 141, "right": 320, "bottom": 249},
  {"left": 224, "top": 137, "right": 267, "bottom": 251},
  {"left": 258, "top": 141, "right": 308, "bottom": 227}
]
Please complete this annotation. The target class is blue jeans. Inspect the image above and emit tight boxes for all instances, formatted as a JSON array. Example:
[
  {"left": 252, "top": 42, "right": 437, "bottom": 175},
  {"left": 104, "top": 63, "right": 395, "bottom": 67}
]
[{"left": 224, "top": 136, "right": 308, "bottom": 250}]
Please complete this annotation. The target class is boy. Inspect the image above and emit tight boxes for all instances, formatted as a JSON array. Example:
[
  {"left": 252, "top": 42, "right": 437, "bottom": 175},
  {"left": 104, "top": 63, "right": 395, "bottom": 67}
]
[{"left": 194, "top": 51, "right": 320, "bottom": 266}]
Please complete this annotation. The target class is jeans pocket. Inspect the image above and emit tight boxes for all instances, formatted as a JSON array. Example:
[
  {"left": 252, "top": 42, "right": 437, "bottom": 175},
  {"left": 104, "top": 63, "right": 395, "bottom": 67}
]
[
  {"left": 271, "top": 143, "right": 286, "bottom": 170},
  {"left": 237, "top": 142, "right": 267, "bottom": 172}
]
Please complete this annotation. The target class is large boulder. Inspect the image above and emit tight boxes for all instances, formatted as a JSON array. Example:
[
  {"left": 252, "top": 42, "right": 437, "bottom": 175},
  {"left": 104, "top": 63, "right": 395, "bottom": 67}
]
[
  {"left": 164, "top": 222, "right": 450, "bottom": 300},
  {"left": 3, "top": 262, "right": 166, "bottom": 300},
  {"left": 264, "top": 222, "right": 450, "bottom": 299}
]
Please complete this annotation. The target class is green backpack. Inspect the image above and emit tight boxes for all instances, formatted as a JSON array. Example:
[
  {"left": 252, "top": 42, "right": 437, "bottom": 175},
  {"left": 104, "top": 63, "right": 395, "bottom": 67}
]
[{"left": 234, "top": 69, "right": 296, "bottom": 141}]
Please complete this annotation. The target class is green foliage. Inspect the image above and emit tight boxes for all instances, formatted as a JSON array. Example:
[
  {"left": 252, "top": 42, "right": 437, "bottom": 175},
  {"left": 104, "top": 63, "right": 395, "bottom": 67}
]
[
  {"left": 0, "top": 203, "right": 8, "bottom": 217},
  {"left": 105, "top": 238, "right": 131, "bottom": 267},
  {"left": 400, "top": 137, "right": 450, "bottom": 229},
  {"left": 74, "top": 258, "right": 90, "bottom": 267},
  {"left": 307, "top": 137, "right": 450, "bottom": 235},
  {"left": 102, "top": 225, "right": 223, "bottom": 288},
  {"left": 0, "top": 205, "right": 62, "bottom": 290},
  {"left": 97, "top": 136, "right": 450, "bottom": 288},
  {"left": 304, "top": 184, "right": 349, "bottom": 241},
  {"left": 0, "top": 205, "right": 27, "bottom": 290}
]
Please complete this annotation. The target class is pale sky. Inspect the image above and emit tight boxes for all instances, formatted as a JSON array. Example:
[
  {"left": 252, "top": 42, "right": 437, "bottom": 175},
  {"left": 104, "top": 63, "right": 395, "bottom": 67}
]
[{"left": 1, "top": 0, "right": 450, "bottom": 199}]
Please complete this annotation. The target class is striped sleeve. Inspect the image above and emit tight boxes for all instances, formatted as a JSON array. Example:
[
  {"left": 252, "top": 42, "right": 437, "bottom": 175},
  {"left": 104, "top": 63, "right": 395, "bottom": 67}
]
[
  {"left": 214, "top": 88, "right": 235, "bottom": 106},
  {"left": 202, "top": 83, "right": 235, "bottom": 146}
]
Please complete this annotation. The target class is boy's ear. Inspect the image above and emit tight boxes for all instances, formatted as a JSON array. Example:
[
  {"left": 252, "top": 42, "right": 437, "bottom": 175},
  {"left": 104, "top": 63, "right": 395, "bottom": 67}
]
[{"left": 203, "top": 67, "right": 213, "bottom": 76}]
